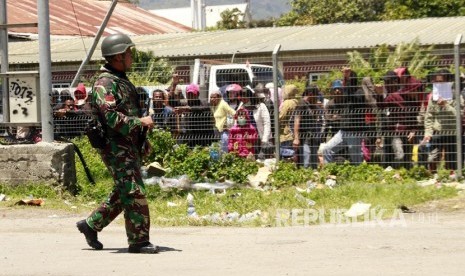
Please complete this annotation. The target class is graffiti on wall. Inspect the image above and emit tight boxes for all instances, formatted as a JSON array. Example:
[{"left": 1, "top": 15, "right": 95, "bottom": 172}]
[{"left": 9, "top": 75, "right": 39, "bottom": 123}]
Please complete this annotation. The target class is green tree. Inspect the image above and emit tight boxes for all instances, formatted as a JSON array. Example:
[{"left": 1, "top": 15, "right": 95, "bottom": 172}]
[
  {"left": 216, "top": 8, "right": 247, "bottom": 30},
  {"left": 348, "top": 38, "right": 436, "bottom": 83},
  {"left": 278, "top": 0, "right": 465, "bottom": 26},
  {"left": 277, "top": 0, "right": 385, "bottom": 26},
  {"left": 249, "top": 18, "right": 275, "bottom": 28},
  {"left": 313, "top": 38, "right": 436, "bottom": 91},
  {"left": 128, "top": 48, "right": 173, "bottom": 86},
  {"left": 381, "top": 0, "right": 465, "bottom": 20},
  {"left": 314, "top": 39, "right": 437, "bottom": 92}
]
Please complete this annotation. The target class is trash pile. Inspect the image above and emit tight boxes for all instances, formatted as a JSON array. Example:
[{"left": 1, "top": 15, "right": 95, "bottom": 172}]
[
  {"left": 142, "top": 159, "right": 278, "bottom": 191},
  {"left": 144, "top": 174, "right": 237, "bottom": 192},
  {"left": 183, "top": 192, "right": 263, "bottom": 223},
  {"left": 1, "top": 194, "right": 46, "bottom": 207}
]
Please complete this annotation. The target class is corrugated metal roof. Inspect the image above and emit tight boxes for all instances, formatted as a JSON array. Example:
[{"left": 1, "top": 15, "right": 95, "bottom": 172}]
[
  {"left": 6, "top": 0, "right": 191, "bottom": 36},
  {"left": 5, "top": 16, "right": 465, "bottom": 65}
]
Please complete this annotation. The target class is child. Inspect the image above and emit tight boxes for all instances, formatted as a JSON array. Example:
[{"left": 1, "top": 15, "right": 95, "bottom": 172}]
[{"left": 228, "top": 107, "right": 258, "bottom": 158}]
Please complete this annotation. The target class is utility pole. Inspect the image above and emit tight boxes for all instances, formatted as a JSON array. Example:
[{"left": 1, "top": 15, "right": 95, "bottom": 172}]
[
  {"left": 1, "top": 0, "right": 9, "bottom": 123},
  {"left": 70, "top": 0, "right": 119, "bottom": 88},
  {"left": 37, "top": 0, "right": 53, "bottom": 142}
]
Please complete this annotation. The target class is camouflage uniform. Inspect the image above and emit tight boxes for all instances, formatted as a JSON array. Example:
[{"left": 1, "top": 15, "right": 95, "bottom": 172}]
[{"left": 85, "top": 64, "right": 150, "bottom": 245}]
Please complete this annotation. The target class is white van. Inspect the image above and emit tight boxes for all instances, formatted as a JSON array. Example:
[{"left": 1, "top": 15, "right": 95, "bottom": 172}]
[{"left": 192, "top": 58, "right": 285, "bottom": 101}]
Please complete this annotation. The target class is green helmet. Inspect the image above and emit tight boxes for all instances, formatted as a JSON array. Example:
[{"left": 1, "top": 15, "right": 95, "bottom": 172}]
[{"left": 101, "top": 33, "right": 135, "bottom": 57}]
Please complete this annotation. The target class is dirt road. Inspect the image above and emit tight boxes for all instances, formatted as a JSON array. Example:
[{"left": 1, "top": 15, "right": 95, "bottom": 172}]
[{"left": 1, "top": 197, "right": 465, "bottom": 276}]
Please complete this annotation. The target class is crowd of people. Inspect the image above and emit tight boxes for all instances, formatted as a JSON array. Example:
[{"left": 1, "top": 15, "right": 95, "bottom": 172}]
[
  {"left": 140, "top": 66, "right": 464, "bottom": 175},
  {"left": 42, "top": 65, "right": 465, "bottom": 174},
  {"left": 51, "top": 83, "right": 92, "bottom": 139},
  {"left": 287, "top": 66, "right": 463, "bottom": 174}
]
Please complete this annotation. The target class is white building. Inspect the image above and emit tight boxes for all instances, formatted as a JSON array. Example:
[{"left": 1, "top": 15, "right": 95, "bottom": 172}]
[{"left": 150, "top": 2, "right": 252, "bottom": 30}]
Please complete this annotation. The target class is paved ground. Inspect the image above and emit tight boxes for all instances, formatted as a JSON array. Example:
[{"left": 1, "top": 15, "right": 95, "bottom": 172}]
[{"left": 1, "top": 196, "right": 465, "bottom": 276}]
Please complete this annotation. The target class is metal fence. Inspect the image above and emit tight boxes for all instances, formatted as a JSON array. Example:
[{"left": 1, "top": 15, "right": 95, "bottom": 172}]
[{"left": 2, "top": 39, "right": 465, "bottom": 175}]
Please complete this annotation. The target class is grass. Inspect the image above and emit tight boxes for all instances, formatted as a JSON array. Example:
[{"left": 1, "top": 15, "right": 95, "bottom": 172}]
[
  {"left": 0, "top": 175, "right": 458, "bottom": 227},
  {"left": 145, "top": 179, "right": 457, "bottom": 227}
]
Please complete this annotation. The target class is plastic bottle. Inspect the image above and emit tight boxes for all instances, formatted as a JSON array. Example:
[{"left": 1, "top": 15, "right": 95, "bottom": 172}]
[
  {"left": 187, "top": 193, "right": 197, "bottom": 218},
  {"left": 209, "top": 143, "right": 221, "bottom": 162}
]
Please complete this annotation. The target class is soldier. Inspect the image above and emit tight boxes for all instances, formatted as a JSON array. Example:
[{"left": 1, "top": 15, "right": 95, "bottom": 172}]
[{"left": 76, "top": 33, "right": 158, "bottom": 254}]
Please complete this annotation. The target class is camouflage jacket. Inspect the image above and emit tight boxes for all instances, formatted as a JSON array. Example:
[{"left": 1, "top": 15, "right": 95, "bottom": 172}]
[{"left": 91, "top": 65, "right": 146, "bottom": 158}]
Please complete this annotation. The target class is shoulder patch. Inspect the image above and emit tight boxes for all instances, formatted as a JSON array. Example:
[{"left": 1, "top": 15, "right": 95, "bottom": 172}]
[{"left": 105, "top": 93, "right": 116, "bottom": 105}]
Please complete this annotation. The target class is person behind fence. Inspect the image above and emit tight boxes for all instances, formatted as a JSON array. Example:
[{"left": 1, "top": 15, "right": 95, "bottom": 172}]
[
  {"left": 254, "top": 83, "right": 275, "bottom": 144},
  {"left": 76, "top": 33, "right": 158, "bottom": 254},
  {"left": 419, "top": 68, "right": 460, "bottom": 173},
  {"left": 74, "top": 83, "right": 91, "bottom": 112},
  {"left": 136, "top": 86, "right": 150, "bottom": 117},
  {"left": 250, "top": 90, "right": 272, "bottom": 159},
  {"left": 225, "top": 83, "right": 242, "bottom": 109},
  {"left": 372, "top": 71, "right": 401, "bottom": 166},
  {"left": 319, "top": 79, "right": 364, "bottom": 165},
  {"left": 381, "top": 75, "right": 420, "bottom": 170},
  {"left": 50, "top": 89, "right": 61, "bottom": 109},
  {"left": 238, "top": 86, "right": 257, "bottom": 129},
  {"left": 53, "top": 89, "right": 72, "bottom": 110},
  {"left": 174, "top": 83, "right": 213, "bottom": 147},
  {"left": 51, "top": 90, "right": 74, "bottom": 138},
  {"left": 228, "top": 107, "right": 258, "bottom": 159},
  {"left": 395, "top": 67, "right": 423, "bottom": 96},
  {"left": 150, "top": 89, "right": 175, "bottom": 131},
  {"left": 166, "top": 73, "right": 186, "bottom": 108},
  {"left": 293, "top": 85, "right": 325, "bottom": 169},
  {"left": 53, "top": 84, "right": 91, "bottom": 138},
  {"left": 210, "top": 90, "right": 236, "bottom": 153},
  {"left": 266, "top": 82, "right": 283, "bottom": 107},
  {"left": 360, "top": 76, "right": 385, "bottom": 163},
  {"left": 54, "top": 97, "right": 76, "bottom": 115},
  {"left": 279, "top": 84, "right": 299, "bottom": 159},
  {"left": 344, "top": 68, "right": 368, "bottom": 161}
]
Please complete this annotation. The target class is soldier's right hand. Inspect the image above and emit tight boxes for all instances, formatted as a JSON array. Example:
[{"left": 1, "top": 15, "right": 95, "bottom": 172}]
[{"left": 140, "top": 116, "right": 154, "bottom": 128}]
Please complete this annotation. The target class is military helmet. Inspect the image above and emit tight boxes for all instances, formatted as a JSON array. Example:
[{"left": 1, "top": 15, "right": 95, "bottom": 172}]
[{"left": 101, "top": 33, "right": 135, "bottom": 57}]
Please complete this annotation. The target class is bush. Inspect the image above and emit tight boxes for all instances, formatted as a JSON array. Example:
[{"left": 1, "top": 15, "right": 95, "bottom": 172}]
[
  {"left": 165, "top": 146, "right": 259, "bottom": 184},
  {"left": 268, "top": 161, "right": 314, "bottom": 188},
  {"left": 319, "top": 162, "right": 386, "bottom": 184},
  {"left": 145, "top": 129, "right": 177, "bottom": 165},
  {"left": 73, "top": 130, "right": 446, "bottom": 197},
  {"left": 405, "top": 165, "right": 432, "bottom": 181}
]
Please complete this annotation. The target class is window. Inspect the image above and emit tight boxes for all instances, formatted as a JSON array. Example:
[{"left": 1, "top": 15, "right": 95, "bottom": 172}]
[
  {"left": 307, "top": 73, "right": 328, "bottom": 84},
  {"left": 52, "top": 83, "right": 70, "bottom": 89}
]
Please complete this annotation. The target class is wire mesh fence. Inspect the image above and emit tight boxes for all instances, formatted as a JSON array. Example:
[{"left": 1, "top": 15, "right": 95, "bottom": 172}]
[{"left": 2, "top": 40, "right": 465, "bottom": 174}]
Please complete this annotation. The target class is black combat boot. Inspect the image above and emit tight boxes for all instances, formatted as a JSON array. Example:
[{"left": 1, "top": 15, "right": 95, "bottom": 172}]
[
  {"left": 76, "top": 220, "right": 103, "bottom": 250},
  {"left": 128, "top": 241, "right": 159, "bottom": 254}
]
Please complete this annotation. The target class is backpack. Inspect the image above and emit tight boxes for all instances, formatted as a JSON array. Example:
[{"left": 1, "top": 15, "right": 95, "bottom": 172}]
[{"left": 84, "top": 100, "right": 106, "bottom": 149}]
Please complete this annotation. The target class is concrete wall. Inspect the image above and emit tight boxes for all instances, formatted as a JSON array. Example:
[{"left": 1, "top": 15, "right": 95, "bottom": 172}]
[{"left": 0, "top": 142, "right": 76, "bottom": 191}]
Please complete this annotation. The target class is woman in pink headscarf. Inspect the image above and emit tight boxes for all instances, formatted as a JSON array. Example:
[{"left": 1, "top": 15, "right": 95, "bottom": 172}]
[{"left": 228, "top": 107, "right": 258, "bottom": 158}]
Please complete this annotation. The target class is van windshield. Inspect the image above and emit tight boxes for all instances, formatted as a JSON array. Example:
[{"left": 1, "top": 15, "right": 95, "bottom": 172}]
[
  {"left": 214, "top": 66, "right": 285, "bottom": 91},
  {"left": 215, "top": 68, "right": 250, "bottom": 88},
  {"left": 251, "top": 66, "right": 284, "bottom": 87}
]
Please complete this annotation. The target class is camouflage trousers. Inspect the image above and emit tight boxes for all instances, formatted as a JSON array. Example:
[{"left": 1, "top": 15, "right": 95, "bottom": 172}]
[{"left": 86, "top": 151, "right": 150, "bottom": 245}]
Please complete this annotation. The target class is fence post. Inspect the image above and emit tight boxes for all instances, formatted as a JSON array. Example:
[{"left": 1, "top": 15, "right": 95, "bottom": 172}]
[
  {"left": 0, "top": 0, "right": 9, "bottom": 123},
  {"left": 272, "top": 44, "right": 281, "bottom": 161},
  {"left": 454, "top": 34, "right": 463, "bottom": 178}
]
